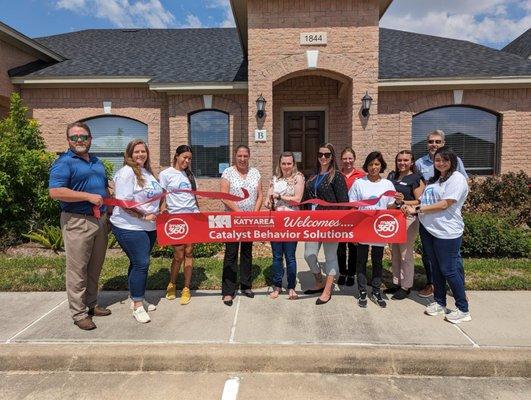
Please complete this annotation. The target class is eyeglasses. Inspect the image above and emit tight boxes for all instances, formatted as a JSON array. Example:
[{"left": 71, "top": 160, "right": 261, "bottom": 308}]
[
  {"left": 68, "top": 134, "right": 90, "bottom": 142},
  {"left": 428, "top": 139, "right": 443, "bottom": 144},
  {"left": 318, "top": 152, "right": 332, "bottom": 159}
]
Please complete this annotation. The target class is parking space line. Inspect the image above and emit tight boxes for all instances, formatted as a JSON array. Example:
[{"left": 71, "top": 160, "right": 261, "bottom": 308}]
[
  {"left": 452, "top": 324, "right": 480, "bottom": 348},
  {"left": 221, "top": 376, "right": 240, "bottom": 400},
  {"left": 229, "top": 296, "right": 241, "bottom": 343},
  {"left": 6, "top": 299, "right": 67, "bottom": 343}
]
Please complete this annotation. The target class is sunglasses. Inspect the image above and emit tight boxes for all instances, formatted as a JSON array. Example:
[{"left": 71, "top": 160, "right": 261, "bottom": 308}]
[
  {"left": 428, "top": 139, "right": 443, "bottom": 144},
  {"left": 318, "top": 152, "right": 332, "bottom": 159},
  {"left": 68, "top": 134, "right": 91, "bottom": 142}
]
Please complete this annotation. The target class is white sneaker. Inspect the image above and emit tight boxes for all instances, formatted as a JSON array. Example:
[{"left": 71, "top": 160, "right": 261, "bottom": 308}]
[
  {"left": 132, "top": 306, "right": 151, "bottom": 323},
  {"left": 445, "top": 309, "right": 472, "bottom": 324},
  {"left": 425, "top": 302, "right": 449, "bottom": 316},
  {"left": 130, "top": 301, "right": 156, "bottom": 312}
]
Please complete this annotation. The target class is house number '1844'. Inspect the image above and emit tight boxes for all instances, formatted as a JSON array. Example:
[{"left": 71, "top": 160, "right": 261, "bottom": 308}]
[{"left": 300, "top": 32, "right": 327, "bottom": 45}]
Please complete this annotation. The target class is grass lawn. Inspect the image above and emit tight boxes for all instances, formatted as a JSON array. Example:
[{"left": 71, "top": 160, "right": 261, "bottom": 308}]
[{"left": 0, "top": 254, "right": 529, "bottom": 291}]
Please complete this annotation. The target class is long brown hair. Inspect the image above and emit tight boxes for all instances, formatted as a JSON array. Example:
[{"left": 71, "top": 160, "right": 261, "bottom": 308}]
[
  {"left": 124, "top": 139, "right": 152, "bottom": 187},
  {"left": 312, "top": 142, "right": 338, "bottom": 183},
  {"left": 391, "top": 150, "right": 417, "bottom": 179},
  {"left": 173, "top": 144, "right": 197, "bottom": 191}
]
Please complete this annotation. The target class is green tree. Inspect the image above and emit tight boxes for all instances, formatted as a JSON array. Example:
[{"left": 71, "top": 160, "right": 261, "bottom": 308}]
[{"left": 0, "top": 93, "right": 57, "bottom": 247}]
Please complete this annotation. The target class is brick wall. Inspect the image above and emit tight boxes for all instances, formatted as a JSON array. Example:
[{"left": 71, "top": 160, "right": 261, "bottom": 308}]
[
  {"left": 379, "top": 88, "right": 531, "bottom": 174},
  {"left": 247, "top": 0, "right": 380, "bottom": 186},
  {"left": 0, "top": 39, "right": 38, "bottom": 108},
  {"left": 273, "top": 74, "right": 351, "bottom": 159},
  {"left": 21, "top": 87, "right": 166, "bottom": 172},
  {"left": 167, "top": 93, "right": 248, "bottom": 211}
]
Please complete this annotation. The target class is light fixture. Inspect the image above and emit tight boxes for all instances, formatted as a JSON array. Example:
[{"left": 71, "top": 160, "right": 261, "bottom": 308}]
[
  {"left": 256, "top": 94, "right": 266, "bottom": 119},
  {"left": 361, "top": 91, "right": 373, "bottom": 117}
]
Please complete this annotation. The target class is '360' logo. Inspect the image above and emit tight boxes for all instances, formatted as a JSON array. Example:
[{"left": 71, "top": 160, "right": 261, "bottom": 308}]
[
  {"left": 164, "top": 217, "right": 189, "bottom": 240},
  {"left": 373, "top": 214, "right": 399, "bottom": 238}
]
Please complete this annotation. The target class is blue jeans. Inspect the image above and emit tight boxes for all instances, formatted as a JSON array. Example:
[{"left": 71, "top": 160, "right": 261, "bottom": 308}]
[
  {"left": 271, "top": 241, "right": 297, "bottom": 289},
  {"left": 419, "top": 224, "right": 468, "bottom": 312},
  {"left": 111, "top": 225, "right": 156, "bottom": 301}
]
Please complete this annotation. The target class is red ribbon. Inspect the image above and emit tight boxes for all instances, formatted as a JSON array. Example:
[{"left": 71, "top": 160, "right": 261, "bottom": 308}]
[
  {"left": 286, "top": 190, "right": 397, "bottom": 208},
  {"left": 93, "top": 188, "right": 397, "bottom": 218},
  {"left": 92, "top": 188, "right": 250, "bottom": 218}
]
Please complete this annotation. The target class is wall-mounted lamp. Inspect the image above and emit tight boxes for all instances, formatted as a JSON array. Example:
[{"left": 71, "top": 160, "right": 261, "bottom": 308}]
[
  {"left": 361, "top": 91, "right": 373, "bottom": 117},
  {"left": 256, "top": 94, "right": 266, "bottom": 119}
]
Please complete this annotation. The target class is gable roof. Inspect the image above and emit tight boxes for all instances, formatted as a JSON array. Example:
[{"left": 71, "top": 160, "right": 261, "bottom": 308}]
[
  {"left": 379, "top": 28, "right": 531, "bottom": 80},
  {"left": 9, "top": 27, "right": 531, "bottom": 86},
  {"left": 0, "top": 21, "right": 65, "bottom": 62},
  {"left": 13, "top": 28, "right": 246, "bottom": 83},
  {"left": 501, "top": 28, "right": 531, "bottom": 59}
]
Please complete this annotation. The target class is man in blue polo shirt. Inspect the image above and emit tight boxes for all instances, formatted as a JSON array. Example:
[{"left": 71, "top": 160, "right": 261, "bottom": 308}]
[
  {"left": 49, "top": 122, "right": 111, "bottom": 330},
  {"left": 415, "top": 129, "right": 468, "bottom": 298}
]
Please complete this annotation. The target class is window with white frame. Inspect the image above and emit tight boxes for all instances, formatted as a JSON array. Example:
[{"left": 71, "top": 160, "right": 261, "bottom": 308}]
[
  {"left": 188, "top": 110, "right": 229, "bottom": 178},
  {"left": 83, "top": 116, "right": 148, "bottom": 172},
  {"left": 412, "top": 106, "right": 500, "bottom": 175}
]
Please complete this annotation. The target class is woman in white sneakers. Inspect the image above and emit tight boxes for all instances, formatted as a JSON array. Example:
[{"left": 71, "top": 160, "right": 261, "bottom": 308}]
[
  {"left": 159, "top": 145, "right": 199, "bottom": 306},
  {"left": 402, "top": 146, "right": 471, "bottom": 324},
  {"left": 110, "top": 139, "right": 162, "bottom": 323}
]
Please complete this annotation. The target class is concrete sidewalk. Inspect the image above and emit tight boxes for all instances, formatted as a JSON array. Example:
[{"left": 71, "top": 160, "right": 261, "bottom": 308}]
[{"left": 0, "top": 249, "right": 530, "bottom": 377}]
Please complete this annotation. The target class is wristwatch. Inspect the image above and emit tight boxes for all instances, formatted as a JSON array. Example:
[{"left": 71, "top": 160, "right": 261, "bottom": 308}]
[{"left": 415, "top": 205, "right": 423, "bottom": 214}]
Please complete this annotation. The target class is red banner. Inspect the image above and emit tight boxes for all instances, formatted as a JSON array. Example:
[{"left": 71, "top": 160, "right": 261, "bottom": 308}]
[{"left": 156, "top": 210, "right": 406, "bottom": 245}]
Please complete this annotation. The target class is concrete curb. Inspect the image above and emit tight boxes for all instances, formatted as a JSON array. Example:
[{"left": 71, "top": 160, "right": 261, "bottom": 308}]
[{"left": 1, "top": 343, "right": 530, "bottom": 377}]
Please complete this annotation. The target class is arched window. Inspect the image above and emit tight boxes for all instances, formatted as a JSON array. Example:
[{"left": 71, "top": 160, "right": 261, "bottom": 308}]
[
  {"left": 82, "top": 116, "right": 148, "bottom": 172},
  {"left": 412, "top": 106, "right": 500, "bottom": 175},
  {"left": 188, "top": 110, "right": 229, "bottom": 177}
]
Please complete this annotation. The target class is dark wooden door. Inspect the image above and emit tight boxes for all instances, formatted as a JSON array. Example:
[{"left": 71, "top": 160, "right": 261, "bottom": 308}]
[{"left": 284, "top": 111, "right": 325, "bottom": 176}]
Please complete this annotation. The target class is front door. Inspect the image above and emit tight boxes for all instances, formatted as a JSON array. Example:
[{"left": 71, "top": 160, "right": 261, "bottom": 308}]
[{"left": 283, "top": 111, "right": 325, "bottom": 176}]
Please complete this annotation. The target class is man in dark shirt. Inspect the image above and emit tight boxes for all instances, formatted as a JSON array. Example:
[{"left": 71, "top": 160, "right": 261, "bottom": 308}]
[{"left": 49, "top": 122, "right": 111, "bottom": 330}]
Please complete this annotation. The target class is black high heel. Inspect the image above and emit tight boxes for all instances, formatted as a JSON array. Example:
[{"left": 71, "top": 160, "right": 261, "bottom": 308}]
[{"left": 315, "top": 293, "right": 332, "bottom": 305}]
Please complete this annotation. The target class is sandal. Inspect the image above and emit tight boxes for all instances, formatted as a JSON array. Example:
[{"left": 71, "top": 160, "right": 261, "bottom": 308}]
[
  {"left": 288, "top": 289, "right": 299, "bottom": 300},
  {"left": 269, "top": 286, "right": 281, "bottom": 299}
]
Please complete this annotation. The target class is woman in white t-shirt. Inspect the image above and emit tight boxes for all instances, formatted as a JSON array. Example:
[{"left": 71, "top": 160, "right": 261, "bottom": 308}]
[
  {"left": 219, "top": 145, "right": 263, "bottom": 307},
  {"left": 159, "top": 145, "right": 199, "bottom": 306},
  {"left": 402, "top": 146, "right": 470, "bottom": 324},
  {"left": 110, "top": 139, "right": 162, "bottom": 323},
  {"left": 348, "top": 151, "right": 395, "bottom": 309}
]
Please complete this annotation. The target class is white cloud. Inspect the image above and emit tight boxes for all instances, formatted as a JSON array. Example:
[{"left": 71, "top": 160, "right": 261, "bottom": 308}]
[
  {"left": 54, "top": 0, "right": 175, "bottom": 28},
  {"left": 56, "top": 0, "right": 87, "bottom": 11},
  {"left": 204, "top": 0, "right": 235, "bottom": 27},
  {"left": 182, "top": 14, "right": 203, "bottom": 28},
  {"left": 381, "top": 0, "right": 531, "bottom": 48}
]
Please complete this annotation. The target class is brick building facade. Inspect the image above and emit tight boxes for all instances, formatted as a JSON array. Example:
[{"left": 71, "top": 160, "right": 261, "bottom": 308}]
[{"left": 1, "top": 1, "right": 530, "bottom": 207}]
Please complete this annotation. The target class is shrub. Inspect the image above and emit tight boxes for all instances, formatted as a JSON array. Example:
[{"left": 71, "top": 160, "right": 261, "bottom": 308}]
[
  {"left": 462, "top": 213, "right": 530, "bottom": 258},
  {"left": 466, "top": 171, "right": 530, "bottom": 227},
  {"left": 22, "top": 226, "right": 63, "bottom": 252},
  {"left": 23, "top": 226, "right": 119, "bottom": 251},
  {"left": 0, "top": 94, "right": 58, "bottom": 248}
]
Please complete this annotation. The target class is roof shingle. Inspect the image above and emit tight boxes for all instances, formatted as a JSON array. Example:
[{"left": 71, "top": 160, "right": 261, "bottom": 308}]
[{"left": 10, "top": 27, "right": 531, "bottom": 82}]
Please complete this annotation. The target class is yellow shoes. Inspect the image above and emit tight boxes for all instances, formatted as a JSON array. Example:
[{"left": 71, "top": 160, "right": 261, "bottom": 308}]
[
  {"left": 180, "top": 287, "right": 191, "bottom": 305},
  {"left": 166, "top": 283, "right": 191, "bottom": 305},
  {"left": 165, "top": 282, "right": 176, "bottom": 300}
]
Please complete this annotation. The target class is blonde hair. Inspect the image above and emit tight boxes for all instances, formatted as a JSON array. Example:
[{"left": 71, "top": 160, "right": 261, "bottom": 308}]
[{"left": 123, "top": 139, "right": 152, "bottom": 187}]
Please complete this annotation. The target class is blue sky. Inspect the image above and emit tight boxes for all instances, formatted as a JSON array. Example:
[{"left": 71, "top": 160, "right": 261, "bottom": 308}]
[{"left": 0, "top": 0, "right": 529, "bottom": 48}]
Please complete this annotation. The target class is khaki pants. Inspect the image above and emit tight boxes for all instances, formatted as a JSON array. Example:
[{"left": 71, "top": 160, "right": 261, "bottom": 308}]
[
  {"left": 61, "top": 212, "right": 108, "bottom": 321},
  {"left": 391, "top": 216, "right": 419, "bottom": 290}
]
